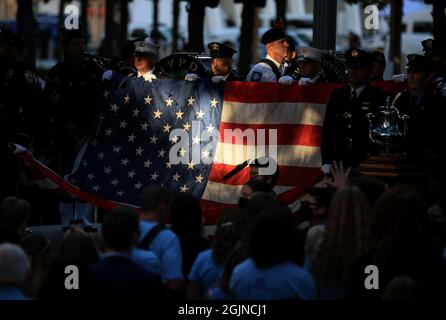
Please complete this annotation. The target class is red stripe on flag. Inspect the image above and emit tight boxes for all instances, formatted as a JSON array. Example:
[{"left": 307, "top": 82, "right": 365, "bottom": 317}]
[
  {"left": 218, "top": 122, "right": 323, "bottom": 147},
  {"left": 224, "top": 82, "right": 341, "bottom": 103},
  {"left": 224, "top": 81, "right": 402, "bottom": 103},
  {"left": 200, "top": 199, "right": 234, "bottom": 225}
]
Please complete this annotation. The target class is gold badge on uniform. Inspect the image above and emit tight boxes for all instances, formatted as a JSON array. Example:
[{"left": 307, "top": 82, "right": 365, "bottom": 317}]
[
  {"left": 351, "top": 50, "right": 358, "bottom": 58},
  {"left": 361, "top": 102, "right": 370, "bottom": 110},
  {"left": 343, "top": 112, "right": 352, "bottom": 119}
]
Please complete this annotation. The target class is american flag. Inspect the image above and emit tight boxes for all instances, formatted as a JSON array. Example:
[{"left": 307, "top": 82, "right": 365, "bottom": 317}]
[{"left": 13, "top": 79, "right": 402, "bottom": 224}]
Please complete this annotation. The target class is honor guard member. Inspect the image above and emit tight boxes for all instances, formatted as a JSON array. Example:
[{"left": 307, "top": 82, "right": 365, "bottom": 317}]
[
  {"left": 279, "top": 36, "right": 300, "bottom": 83},
  {"left": 370, "top": 50, "right": 386, "bottom": 82},
  {"left": 422, "top": 38, "right": 446, "bottom": 98},
  {"left": 393, "top": 54, "right": 445, "bottom": 168},
  {"left": 133, "top": 38, "right": 159, "bottom": 82},
  {"left": 101, "top": 37, "right": 146, "bottom": 86},
  {"left": 295, "top": 46, "right": 326, "bottom": 85},
  {"left": 103, "top": 37, "right": 144, "bottom": 79},
  {"left": 321, "top": 48, "right": 387, "bottom": 170},
  {"left": 246, "top": 27, "right": 289, "bottom": 82},
  {"left": 207, "top": 42, "right": 242, "bottom": 83},
  {"left": 393, "top": 54, "right": 446, "bottom": 211},
  {"left": 46, "top": 28, "right": 103, "bottom": 174},
  {"left": 0, "top": 28, "right": 48, "bottom": 199}
]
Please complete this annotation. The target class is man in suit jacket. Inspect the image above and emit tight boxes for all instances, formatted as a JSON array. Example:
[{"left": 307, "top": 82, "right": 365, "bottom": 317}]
[
  {"left": 321, "top": 48, "right": 387, "bottom": 168},
  {"left": 88, "top": 207, "right": 165, "bottom": 300}
]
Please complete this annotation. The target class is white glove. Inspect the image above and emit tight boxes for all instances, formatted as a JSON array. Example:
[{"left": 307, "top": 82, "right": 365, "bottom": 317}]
[
  {"left": 102, "top": 70, "right": 114, "bottom": 81},
  {"left": 145, "top": 73, "right": 157, "bottom": 82},
  {"left": 212, "top": 75, "right": 226, "bottom": 83},
  {"left": 298, "top": 77, "right": 312, "bottom": 86},
  {"left": 321, "top": 164, "right": 332, "bottom": 175},
  {"left": 392, "top": 74, "right": 406, "bottom": 83},
  {"left": 278, "top": 75, "right": 295, "bottom": 85},
  {"left": 185, "top": 73, "right": 199, "bottom": 81}
]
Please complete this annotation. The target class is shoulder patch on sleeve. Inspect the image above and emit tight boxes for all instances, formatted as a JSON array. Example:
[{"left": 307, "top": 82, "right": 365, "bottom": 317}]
[{"left": 251, "top": 71, "right": 262, "bottom": 82}]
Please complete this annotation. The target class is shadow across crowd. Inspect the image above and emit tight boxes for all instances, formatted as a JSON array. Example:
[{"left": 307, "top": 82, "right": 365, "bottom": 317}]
[{"left": 1, "top": 163, "right": 446, "bottom": 300}]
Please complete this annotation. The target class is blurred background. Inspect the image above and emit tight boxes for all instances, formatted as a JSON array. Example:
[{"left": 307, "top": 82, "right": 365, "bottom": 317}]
[{"left": 0, "top": 0, "right": 442, "bottom": 78}]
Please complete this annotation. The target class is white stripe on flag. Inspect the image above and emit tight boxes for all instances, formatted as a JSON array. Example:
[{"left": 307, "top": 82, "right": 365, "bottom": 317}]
[
  {"left": 213, "top": 143, "right": 322, "bottom": 167},
  {"left": 221, "top": 101, "right": 326, "bottom": 126}
]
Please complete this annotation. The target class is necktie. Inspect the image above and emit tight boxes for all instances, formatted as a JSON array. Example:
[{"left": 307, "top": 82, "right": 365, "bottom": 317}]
[{"left": 351, "top": 89, "right": 357, "bottom": 100}]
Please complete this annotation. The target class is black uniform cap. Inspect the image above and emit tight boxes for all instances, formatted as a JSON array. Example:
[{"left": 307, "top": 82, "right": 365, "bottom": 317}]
[
  {"left": 371, "top": 50, "right": 386, "bottom": 67},
  {"left": 344, "top": 48, "right": 372, "bottom": 68},
  {"left": 208, "top": 42, "right": 237, "bottom": 59},
  {"left": 421, "top": 38, "right": 446, "bottom": 55},
  {"left": 406, "top": 54, "right": 433, "bottom": 72},
  {"left": 261, "top": 27, "right": 287, "bottom": 45},
  {"left": 121, "top": 36, "right": 145, "bottom": 59}
]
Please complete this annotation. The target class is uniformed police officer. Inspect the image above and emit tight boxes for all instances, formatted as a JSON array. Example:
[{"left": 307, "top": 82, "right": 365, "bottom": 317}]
[
  {"left": 393, "top": 54, "right": 445, "bottom": 166},
  {"left": 422, "top": 38, "right": 446, "bottom": 98},
  {"left": 207, "top": 42, "right": 242, "bottom": 82},
  {"left": 101, "top": 37, "right": 147, "bottom": 88},
  {"left": 295, "top": 47, "right": 327, "bottom": 85},
  {"left": 321, "top": 48, "right": 387, "bottom": 169},
  {"left": 370, "top": 50, "right": 386, "bottom": 82},
  {"left": 133, "top": 38, "right": 159, "bottom": 81},
  {"left": 393, "top": 53, "right": 446, "bottom": 210},
  {"left": 246, "top": 27, "right": 289, "bottom": 82}
]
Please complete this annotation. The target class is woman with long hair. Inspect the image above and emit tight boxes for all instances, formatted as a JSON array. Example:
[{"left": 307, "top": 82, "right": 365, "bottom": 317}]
[
  {"left": 310, "top": 184, "right": 372, "bottom": 299},
  {"left": 351, "top": 185, "right": 446, "bottom": 299}
]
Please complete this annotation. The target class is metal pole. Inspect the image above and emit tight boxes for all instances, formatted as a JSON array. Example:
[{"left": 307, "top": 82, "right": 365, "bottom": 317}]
[{"left": 313, "top": 0, "right": 337, "bottom": 50}]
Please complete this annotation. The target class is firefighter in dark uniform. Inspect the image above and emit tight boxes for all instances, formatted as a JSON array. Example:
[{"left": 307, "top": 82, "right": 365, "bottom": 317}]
[
  {"left": 321, "top": 48, "right": 387, "bottom": 169},
  {"left": 207, "top": 42, "right": 242, "bottom": 83},
  {"left": 45, "top": 29, "right": 103, "bottom": 174},
  {"left": 393, "top": 54, "right": 446, "bottom": 206}
]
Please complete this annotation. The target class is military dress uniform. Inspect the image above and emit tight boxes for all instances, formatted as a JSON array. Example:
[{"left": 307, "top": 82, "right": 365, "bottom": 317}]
[
  {"left": 393, "top": 54, "right": 446, "bottom": 172},
  {"left": 393, "top": 55, "right": 446, "bottom": 206},
  {"left": 393, "top": 90, "right": 445, "bottom": 168},
  {"left": 321, "top": 49, "right": 387, "bottom": 167}
]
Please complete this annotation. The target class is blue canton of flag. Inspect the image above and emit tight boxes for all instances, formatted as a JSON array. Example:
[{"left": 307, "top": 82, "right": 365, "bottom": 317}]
[{"left": 67, "top": 77, "right": 224, "bottom": 206}]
